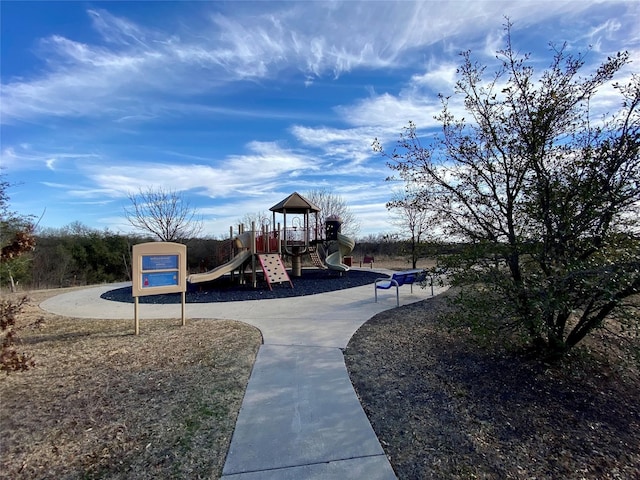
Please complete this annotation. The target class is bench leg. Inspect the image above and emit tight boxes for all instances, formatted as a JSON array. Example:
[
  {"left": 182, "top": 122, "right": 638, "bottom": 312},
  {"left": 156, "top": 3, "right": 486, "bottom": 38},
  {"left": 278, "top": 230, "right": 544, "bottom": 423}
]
[
  {"left": 375, "top": 281, "right": 400, "bottom": 306},
  {"left": 374, "top": 285, "right": 399, "bottom": 305}
]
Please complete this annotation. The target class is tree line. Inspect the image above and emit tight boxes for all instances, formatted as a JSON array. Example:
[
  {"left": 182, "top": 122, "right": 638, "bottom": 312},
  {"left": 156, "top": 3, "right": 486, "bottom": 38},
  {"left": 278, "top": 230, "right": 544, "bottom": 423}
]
[
  {"left": 3, "top": 225, "right": 430, "bottom": 291},
  {"left": 2, "top": 227, "right": 234, "bottom": 290}
]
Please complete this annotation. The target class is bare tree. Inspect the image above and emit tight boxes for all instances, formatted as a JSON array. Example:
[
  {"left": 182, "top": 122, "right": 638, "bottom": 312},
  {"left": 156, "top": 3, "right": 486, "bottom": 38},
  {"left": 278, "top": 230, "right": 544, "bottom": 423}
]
[
  {"left": 305, "top": 188, "right": 360, "bottom": 238},
  {"left": 388, "top": 187, "right": 435, "bottom": 268},
  {"left": 124, "top": 187, "right": 203, "bottom": 242},
  {"left": 1, "top": 176, "right": 36, "bottom": 292},
  {"left": 1, "top": 176, "right": 39, "bottom": 373},
  {"left": 375, "top": 23, "right": 640, "bottom": 359},
  {"left": 237, "top": 211, "right": 271, "bottom": 231}
]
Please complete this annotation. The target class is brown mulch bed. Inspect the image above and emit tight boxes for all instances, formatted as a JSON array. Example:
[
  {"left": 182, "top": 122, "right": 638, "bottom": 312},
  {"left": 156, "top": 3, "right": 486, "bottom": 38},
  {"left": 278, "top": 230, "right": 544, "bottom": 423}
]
[
  {"left": 345, "top": 290, "right": 640, "bottom": 480},
  {"left": 0, "top": 288, "right": 262, "bottom": 480}
]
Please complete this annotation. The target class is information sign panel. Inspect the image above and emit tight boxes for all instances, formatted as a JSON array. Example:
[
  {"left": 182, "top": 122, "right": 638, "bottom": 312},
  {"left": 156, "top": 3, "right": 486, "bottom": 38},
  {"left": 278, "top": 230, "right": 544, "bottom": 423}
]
[
  {"left": 142, "top": 254, "right": 179, "bottom": 271},
  {"left": 132, "top": 242, "right": 186, "bottom": 297},
  {"left": 142, "top": 271, "right": 179, "bottom": 288}
]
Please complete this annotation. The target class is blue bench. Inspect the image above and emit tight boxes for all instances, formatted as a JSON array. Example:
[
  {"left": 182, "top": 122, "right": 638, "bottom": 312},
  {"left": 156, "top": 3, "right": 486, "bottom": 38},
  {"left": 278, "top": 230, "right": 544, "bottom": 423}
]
[{"left": 374, "top": 269, "right": 428, "bottom": 306}]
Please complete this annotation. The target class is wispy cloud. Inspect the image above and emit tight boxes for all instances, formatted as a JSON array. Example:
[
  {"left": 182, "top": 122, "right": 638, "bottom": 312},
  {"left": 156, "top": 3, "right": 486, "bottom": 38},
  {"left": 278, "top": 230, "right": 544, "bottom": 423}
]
[
  {"left": 1, "top": 145, "right": 101, "bottom": 171},
  {"left": 88, "top": 9, "right": 149, "bottom": 47},
  {"left": 77, "top": 141, "right": 320, "bottom": 200},
  {"left": 2, "top": 1, "right": 615, "bottom": 125},
  {"left": 3, "top": 1, "right": 637, "bottom": 236}
]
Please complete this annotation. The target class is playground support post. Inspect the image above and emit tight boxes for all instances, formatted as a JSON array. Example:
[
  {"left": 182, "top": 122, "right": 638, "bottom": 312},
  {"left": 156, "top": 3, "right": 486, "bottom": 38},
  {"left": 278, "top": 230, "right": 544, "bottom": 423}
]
[{"left": 251, "top": 221, "right": 257, "bottom": 288}]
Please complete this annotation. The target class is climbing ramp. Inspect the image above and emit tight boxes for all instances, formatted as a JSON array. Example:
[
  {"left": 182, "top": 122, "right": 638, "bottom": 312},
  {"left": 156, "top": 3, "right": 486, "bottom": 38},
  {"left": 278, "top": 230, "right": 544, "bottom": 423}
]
[
  {"left": 258, "top": 254, "right": 293, "bottom": 290},
  {"left": 308, "top": 247, "right": 328, "bottom": 269}
]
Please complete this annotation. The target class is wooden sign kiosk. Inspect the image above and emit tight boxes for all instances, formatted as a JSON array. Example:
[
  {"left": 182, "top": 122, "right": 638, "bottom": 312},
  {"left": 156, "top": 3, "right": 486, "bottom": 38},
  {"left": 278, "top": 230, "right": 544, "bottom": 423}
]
[{"left": 132, "top": 242, "right": 187, "bottom": 335}]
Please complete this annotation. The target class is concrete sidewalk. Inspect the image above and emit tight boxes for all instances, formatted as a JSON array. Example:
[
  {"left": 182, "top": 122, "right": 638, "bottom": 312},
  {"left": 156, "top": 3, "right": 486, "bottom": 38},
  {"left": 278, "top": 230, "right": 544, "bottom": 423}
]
[
  {"left": 40, "top": 269, "right": 447, "bottom": 479},
  {"left": 221, "top": 345, "right": 394, "bottom": 479}
]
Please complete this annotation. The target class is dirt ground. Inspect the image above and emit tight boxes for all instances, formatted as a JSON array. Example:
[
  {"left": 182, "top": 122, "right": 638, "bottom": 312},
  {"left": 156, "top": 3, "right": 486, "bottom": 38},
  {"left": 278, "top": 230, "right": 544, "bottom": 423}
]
[
  {"left": 0, "top": 287, "right": 262, "bottom": 480},
  {"left": 345, "top": 289, "right": 640, "bottom": 480}
]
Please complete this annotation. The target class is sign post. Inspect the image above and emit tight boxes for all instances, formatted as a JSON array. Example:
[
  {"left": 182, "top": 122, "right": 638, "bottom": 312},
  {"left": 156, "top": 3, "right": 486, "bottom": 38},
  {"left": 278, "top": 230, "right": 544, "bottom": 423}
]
[{"left": 132, "top": 242, "right": 187, "bottom": 335}]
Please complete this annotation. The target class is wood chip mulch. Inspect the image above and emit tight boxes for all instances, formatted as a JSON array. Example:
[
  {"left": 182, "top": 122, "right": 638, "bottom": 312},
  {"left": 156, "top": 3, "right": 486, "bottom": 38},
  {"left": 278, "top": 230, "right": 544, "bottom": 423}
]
[{"left": 344, "top": 290, "right": 640, "bottom": 480}]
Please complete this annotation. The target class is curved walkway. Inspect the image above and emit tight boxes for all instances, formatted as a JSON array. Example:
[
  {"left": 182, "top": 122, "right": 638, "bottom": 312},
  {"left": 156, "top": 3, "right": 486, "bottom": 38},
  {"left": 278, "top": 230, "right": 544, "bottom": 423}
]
[{"left": 40, "top": 268, "right": 448, "bottom": 480}]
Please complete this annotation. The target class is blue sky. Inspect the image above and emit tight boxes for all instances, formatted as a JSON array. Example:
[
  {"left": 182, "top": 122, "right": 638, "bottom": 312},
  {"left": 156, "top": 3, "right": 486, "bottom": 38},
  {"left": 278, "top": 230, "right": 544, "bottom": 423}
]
[{"left": 1, "top": 1, "right": 638, "bottom": 239}]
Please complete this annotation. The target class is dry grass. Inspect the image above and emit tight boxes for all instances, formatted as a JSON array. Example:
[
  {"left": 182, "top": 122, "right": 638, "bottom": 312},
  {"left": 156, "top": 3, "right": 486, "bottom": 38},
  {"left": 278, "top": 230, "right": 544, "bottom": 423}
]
[{"left": 0, "top": 287, "right": 262, "bottom": 480}]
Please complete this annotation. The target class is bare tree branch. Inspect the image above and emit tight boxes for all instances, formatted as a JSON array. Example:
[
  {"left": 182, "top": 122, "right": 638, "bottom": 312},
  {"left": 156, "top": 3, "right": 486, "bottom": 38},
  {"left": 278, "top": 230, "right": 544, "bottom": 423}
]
[{"left": 123, "top": 187, "right": 203, "bottom": 242}]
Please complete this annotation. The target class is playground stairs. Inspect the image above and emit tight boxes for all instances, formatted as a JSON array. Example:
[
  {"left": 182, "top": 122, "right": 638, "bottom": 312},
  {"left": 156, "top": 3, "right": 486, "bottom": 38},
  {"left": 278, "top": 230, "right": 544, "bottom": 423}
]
[
  {"left": 257, "top": 254, "right": 293, "bottom": 290},
  {"left": 308, "top": 247, "right": 328, "bottom": 269}
]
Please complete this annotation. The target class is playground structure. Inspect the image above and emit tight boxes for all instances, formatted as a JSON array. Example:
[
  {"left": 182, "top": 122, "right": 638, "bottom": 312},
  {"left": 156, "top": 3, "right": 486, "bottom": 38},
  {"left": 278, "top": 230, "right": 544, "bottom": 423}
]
[{"left": 187, "top": 192, "right": 355, "bottom": 289}]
